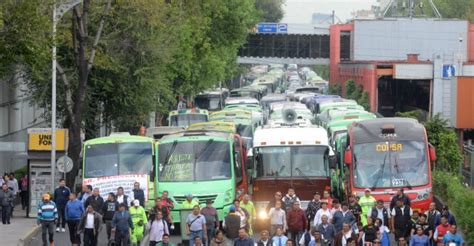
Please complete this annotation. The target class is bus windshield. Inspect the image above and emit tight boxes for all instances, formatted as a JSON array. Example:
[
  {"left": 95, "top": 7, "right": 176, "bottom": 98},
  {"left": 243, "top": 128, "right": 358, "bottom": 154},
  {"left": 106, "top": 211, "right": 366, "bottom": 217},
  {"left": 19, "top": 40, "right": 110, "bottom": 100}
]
[
  {"left": 353, "top": 141, "right": 429, "bottom": 188},
  {"left": 256, "top": 146, "right": 329, "bottom": 177},
  {"left": 195, "top": 97, "right": 221, "bottom": 111},
  {"left": 84, "top": 142, "right": 152, "bottom": 178},
  {"left": 170, "top": 114, "right": 208, "bottom": 127},
  {"left": 158, "top": 140, "right": 231, "bottom": 182}
]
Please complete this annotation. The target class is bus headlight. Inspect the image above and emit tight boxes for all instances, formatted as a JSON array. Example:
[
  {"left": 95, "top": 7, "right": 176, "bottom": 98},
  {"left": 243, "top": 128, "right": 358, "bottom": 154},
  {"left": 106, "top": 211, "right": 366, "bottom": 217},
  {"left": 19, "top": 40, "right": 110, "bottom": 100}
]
[
  {"left": 224, "top": 189, "right": 232, "bottom": 203},
  {"left": 258, "top": 210, "right": 268, "bottom": 219}
]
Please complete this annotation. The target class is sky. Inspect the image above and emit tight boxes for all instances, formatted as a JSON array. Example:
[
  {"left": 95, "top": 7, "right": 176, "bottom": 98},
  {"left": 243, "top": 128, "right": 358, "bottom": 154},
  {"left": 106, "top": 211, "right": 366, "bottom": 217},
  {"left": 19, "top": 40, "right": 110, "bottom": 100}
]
[{"left": 281, "top": 0, "right": 379, "bottom": 23}]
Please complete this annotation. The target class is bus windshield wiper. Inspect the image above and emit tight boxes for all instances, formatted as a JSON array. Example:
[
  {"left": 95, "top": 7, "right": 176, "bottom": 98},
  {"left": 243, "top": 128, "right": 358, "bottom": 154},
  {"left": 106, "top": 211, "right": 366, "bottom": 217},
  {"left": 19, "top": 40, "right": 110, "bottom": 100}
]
[
  {"left": 194, "top": 139, "right": 214, "bottom": 162},
  {"left": 163, "top": 140, "right": 178, "bottom": 166},
  {"left": 394, "top": 158, "right": 412, "bottom": 190},
  {"left": 371, "top": 153, "right": 387, "bottom": 191},
  {"left": 295, "top": 167, "right": 314, "bottom": 185}
]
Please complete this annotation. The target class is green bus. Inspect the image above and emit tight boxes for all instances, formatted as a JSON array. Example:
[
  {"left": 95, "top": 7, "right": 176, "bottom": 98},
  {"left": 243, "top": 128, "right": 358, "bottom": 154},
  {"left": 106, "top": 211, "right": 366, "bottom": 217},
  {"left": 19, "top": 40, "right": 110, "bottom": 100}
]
[
  {"left": 209, "top": 109, "right": 257, "bottom": 149},
  {"left": 168, "top": 108, "right": 209, "bottom": 127},
  {"left": 155, "top": 127, "right": 248, "bottom": 223},
  {"left": 82, "top": 134, "right": 155, "bottom": 209}
]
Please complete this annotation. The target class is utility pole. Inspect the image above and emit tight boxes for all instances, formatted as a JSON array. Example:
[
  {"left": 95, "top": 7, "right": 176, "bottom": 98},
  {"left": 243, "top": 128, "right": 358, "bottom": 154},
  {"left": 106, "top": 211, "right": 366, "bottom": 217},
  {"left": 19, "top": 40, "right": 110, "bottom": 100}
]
[{"left": 332, "top": 10, "right": 335, "bottom": 24}]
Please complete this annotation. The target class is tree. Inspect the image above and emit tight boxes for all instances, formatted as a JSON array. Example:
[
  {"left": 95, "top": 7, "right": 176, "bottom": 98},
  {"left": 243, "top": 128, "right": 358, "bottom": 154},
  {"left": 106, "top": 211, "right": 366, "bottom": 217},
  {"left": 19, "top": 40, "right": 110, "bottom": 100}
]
[
  {"left": 255, "top": 0, "right": 285, "bottom": 22},
  {"left": 328, "top": 84, "right": 342, "bottom": 96}
]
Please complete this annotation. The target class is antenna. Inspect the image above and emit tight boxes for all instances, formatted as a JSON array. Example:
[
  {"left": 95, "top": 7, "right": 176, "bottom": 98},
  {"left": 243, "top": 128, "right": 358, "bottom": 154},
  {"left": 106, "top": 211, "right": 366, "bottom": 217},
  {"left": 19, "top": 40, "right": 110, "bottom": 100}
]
[{"left": 382, "top": 0, "right": 441, "bottom": 18}]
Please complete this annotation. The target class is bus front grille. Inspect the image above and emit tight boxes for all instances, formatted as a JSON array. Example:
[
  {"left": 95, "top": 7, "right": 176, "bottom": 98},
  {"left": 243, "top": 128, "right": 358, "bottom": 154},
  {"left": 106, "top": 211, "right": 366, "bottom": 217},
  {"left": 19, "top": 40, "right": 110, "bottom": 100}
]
[{"left": 174, "top": 194, "right": 218, "bottom": 204}]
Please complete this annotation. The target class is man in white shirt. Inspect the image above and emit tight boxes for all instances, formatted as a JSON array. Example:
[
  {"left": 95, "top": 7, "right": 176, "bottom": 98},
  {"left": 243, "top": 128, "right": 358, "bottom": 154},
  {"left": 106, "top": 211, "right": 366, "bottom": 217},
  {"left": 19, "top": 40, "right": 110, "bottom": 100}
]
[
  {"left": 255, "top": 230, "right": 273, "bottom": 246},
  {"left": 269, "top": 201, "right": 287, "bottom": 235},
  {"left": 313, "top": 202, "right": 332, "bottom": 228},
  {"left": 147, "top": 211, "right": 170, "bottom": 244}
]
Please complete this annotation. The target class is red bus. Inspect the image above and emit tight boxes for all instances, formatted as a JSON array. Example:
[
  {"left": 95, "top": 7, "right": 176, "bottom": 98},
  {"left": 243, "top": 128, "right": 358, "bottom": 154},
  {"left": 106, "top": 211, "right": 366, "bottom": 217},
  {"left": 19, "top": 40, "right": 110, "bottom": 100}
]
[{"left": 343, "top": 118, "right": 437, "bottom": 212}]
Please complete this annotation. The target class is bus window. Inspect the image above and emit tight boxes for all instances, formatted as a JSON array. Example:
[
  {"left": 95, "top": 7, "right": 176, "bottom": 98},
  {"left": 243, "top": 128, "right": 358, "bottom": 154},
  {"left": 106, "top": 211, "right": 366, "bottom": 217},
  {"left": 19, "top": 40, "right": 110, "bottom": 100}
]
[
  {"left": 85, "top": 143, "right": 119, "bottom": 178},
  {"left": 234, "top": 139, "right": 243, "bottom": 184},
  {"left": 119, "top": 143, "right": 153, "bottom": 175}
]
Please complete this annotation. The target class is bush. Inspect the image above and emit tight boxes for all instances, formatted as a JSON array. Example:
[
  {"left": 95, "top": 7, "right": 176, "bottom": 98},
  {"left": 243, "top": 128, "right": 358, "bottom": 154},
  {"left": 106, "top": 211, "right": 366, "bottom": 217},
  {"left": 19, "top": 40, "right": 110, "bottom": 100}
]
[
  {"left": 328, "top": 83, "right": 342, "bottom": 96},
  {"left": 433, "top": 171, "right": 474, "bottom": 243}
]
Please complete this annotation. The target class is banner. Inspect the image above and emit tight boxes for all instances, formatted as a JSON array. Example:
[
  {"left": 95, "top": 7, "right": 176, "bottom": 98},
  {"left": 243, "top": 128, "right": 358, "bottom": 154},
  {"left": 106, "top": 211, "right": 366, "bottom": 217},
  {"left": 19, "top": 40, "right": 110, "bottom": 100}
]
[{"left": 83, "top": 174, "right": 149, "bottom": 203}]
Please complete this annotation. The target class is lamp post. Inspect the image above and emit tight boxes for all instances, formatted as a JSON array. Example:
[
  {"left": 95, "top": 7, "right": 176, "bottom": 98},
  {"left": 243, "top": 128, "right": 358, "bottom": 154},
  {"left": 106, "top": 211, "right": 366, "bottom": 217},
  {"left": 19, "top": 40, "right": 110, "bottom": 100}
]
[{"left": 51, "top": 0, "right": 82, "bottom": 193}]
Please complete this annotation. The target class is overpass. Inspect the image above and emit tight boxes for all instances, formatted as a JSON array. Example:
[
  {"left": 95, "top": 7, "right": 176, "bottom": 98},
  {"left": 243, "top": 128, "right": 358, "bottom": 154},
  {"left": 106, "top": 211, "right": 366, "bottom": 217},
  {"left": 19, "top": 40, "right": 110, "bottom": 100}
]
[{"left": 237, "top": 23, "right": 347, "bottom": 65}]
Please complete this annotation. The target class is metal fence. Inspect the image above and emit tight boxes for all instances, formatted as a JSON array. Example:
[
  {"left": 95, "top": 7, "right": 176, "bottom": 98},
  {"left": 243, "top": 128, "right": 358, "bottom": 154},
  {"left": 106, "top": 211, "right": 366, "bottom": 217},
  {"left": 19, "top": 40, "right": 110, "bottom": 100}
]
[{"left": 462, "top": 144, "right": 474, "bottom": 186}]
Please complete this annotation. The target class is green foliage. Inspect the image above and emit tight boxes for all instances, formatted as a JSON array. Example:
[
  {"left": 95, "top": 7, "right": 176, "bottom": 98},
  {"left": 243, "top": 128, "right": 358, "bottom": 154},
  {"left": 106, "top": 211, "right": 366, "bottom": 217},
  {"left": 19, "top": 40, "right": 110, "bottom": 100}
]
[
  {"left": 313, "top": 65, "right": 329, "bottom": 81},
  {"left": 432, "top": 0, "right": 474, "bottom": 21},
  {"left": 433, "top": 171, "right": 474, "bottom": 243},
  {"left": 328, "top": 83, "right": 342, "bottom": 96},
  {"left": 425, "top": 114, "right": 463, "bottom": 173},
  {"left": 358, "top": 91, "right": 370, "bottom": 111},
  {"left": 344, "top": 80, "right": 358, "bottom": 100},
  {"left": 255, "top": 0, "right": 284, "bottom": 22},
  {"left": 395, "top": 110, "right": 425, "bottom": 122},
  {"left": 344, "top": 80, "right": 370, "bottom": 110}
]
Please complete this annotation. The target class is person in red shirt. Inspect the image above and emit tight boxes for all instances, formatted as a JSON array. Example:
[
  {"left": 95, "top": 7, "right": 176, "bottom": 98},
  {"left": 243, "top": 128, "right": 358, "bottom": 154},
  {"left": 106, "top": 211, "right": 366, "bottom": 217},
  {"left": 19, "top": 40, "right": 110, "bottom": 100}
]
[
  {"left": 321, "top": 190, "right": 333, "bottom": 209},
  {"left": 434, "top": 215, "right": 451, "bottom": 244},
  {"left": 161, "top": 191, "right": 174, "bottom": 210},
  {"left": 286, "top": 201, "right": 307, "bottom": 243}
]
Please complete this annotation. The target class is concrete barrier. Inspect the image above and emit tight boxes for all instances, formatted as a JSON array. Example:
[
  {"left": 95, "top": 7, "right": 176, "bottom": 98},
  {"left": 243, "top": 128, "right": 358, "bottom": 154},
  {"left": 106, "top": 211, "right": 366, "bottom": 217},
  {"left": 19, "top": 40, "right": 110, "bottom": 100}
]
[{"left": 17, "top": 225, "right": 41, "bottom": 246}]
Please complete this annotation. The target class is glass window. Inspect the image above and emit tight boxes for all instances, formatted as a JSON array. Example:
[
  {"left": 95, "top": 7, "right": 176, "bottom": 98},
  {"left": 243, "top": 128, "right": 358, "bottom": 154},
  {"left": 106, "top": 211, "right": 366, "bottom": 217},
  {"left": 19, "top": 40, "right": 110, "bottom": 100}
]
[
  {"left": 256, "top": 146, "right": 329, "bottom": 177},
  {"left": 170, "top": 114, "right": 208, "bottom": 127},
  {"left": 353, "top": 141, "right": 429, "bottom": 188},
  {"left": 84, "top": 142, "right": 153, "bottom": 178},
  {"left": 158, "top": 141, "right": 232, "bottom": 182}
]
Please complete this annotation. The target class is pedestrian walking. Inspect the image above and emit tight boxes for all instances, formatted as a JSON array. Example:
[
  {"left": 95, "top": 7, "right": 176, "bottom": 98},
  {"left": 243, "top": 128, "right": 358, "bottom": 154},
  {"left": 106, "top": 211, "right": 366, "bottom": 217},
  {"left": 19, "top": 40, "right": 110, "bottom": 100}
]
[
  {"left": 149, "top": 197, "right": 174, "bottom": 231},
  {"left": 433, "top": 215, "right": 451, "bottom": 244},
  {"left": 210, "top": 230, "right": 226, "bottom": 246},
  {"left": 182, "top": 194, "right": 200, "bottom": 209},
  {"left": 102, "top": 192, "right": 119, "bottom": 241},
  {"left": 193, "top": 236, "right": 204, "bottom": 246},
  {"left": 407, "top": 211, "right": 420, "bottom": 238},
  {"left": 282, "top": 188, "right": 300, "bottom": 212},
  {"left": 313, "top": 202, "right": 332, "bottom": 228},
  {"left": 130, "top": 182, "right": 145, "bottom": 209},
  {"left": 267, "top": 191, "right": 285, "bottom": 212},
  {"left": 389, "top": 188, "right": 411, "bottom": 210},
  {"left": 287, "top": 201, "right": 307, "bottom": 243},
  {"left": 160, "top": 234, "right": 174, "bottom": 246},
  {"left": 359, "top": 188, "right": 376, "bottom": 226},
  {"left": 8, "top": 172, "right": 19, "bottom": 197},
  {"left": 442, "top": 225, "right": 465, "bottom": 246},
  {"left": 112, "top": 203, "right": 134, "bottom": 246},
  {"left": 391, "top": 199, "right": 413, "bottom": 242},
  {"left": 256, "top": 230, "right": 273, "bottom": 246},
  {"left": 424, "top": 202, "right": 440, "bottom": 229},
  {"left": 186, "top": 205, "right": 207, "bottom": 246},
  {"left": 308, "top": 230, "right": 329, "bottom": 246},
  {"left": 316, "top": 215, "right": 336, "bottom": 245},
  {"left": 80, "top": 185, "right": 93, "bottom": 207},
  {"left": 268, "top": 201, "right": 287, "bottom": 236},
  {"left": 37, "top": 193, "right": 58, "bottom": 246},
  {"left": 234, "top": 199, "right": 250, "bottom": 231},
  {"left": 334, "top": 222, "right": 357, "bottom": 246},
  {"left": 411, "top": 214, "right": 432, "bottom": 239},
  {"left": 53, "top": 178, "right": 70, "bottom": 232},
  {"left": 65, "top": 193, "right": 84, "bottom": 246},
  {"left": 201, "top": 199, "right": 219, "bottom": 245},
  {"left": 0, "top": 183, "right": 15, "bottom": 224},
  {"left": 116, "top": 186, "right": 130, "bottom": 208},
  {"left": 79, "top": 205, "right": 103, "bottom": 246},
  {"left": 359, "top": 217, "right": 377, "bottom": 245},
  {"left": 333, "top": 202, "right": 356, "bottom": 233},
  {"left": 347, "top": 195, "right": 362, "bottom": 223},
  {"left": 223, "top": 205, "right": 241, "bottom": 242},
  {"left": 272, "top": 227, "right": 288, "bottom": 246},
  {"left": 19, "top": 174, "right": 28, "bottom": 210},
  {"left": 305, "top": 192, "right": 321, "bottom": 229},
  {"left": 437, "top": 205, "right": 456, "bottom": 226},
  {"left": 130, "top": 199, "right": 148, "bottom": 245},
  {"left": 321, "top": 190, "right": 333, "bottom": 209},
  {"left": 240, "top": 194, "right": 256, "bottom": 235},
  {"left": 299, "top": 228, "right": 315, "bottom": 246},
  {"left": 85, "top": 188, "right": 104, "bottom": 213},
  {"left": 368, "top": 200, "right": 391, "bottom": 229},
  {"left": 410, "top": 227, "right": 430, "bottom": 246},
  {"left": 161, "top": 191, "right": 174, "bottom": 209},
  {"left": 147, "top": 211, "right": 170, "bottom": 246}
]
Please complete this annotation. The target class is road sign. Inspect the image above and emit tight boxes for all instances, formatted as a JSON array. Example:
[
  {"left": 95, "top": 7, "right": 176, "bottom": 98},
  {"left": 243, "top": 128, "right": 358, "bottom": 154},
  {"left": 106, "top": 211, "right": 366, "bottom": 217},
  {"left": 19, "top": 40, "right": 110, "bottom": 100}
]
[
  {"left": 56, "top": 155, "right": 73, "bottom": 173},
  {"left": 257, "top": 23, "right": 288, "bottom": 34},
  {"left": 443, "top": 64, "right": 456, "bottom": 78}
]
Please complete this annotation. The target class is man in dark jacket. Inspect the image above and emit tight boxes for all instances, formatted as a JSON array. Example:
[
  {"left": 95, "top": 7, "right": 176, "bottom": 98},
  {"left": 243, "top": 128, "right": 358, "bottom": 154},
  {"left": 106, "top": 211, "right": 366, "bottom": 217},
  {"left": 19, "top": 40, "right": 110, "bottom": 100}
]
[
  {"left": 305, "top": 192, "right": 321, "bottom": 230},
  {"left": 53, "top": 178, "right": 70, "bottom": 232},
  {"left": 78, "top": 205, "right": 102, "bottom": 246},
  {"left": 234, "top": 228, "right": 254, "bottom": 246},
  {"left": 223, "top": 206, "right": 241, "bottom": 242},
  {"left": 149, "top": 197, "right": 172, "bottom": 228},
  {"left": 391, "top": 199, "right": 413, "bottom": 241},
  {"left": 286, "top": 201, "right": 307, "bottom": 243},
  {"left": 131, "top": 182, "right": 145, "bottom": 210},
  {"left": 317, "top": 215, "right": 336, "bottom": 244},
  {"left": 85, "top": 188, "right": 104, "bottom": 214},
  {"left": 333, "top": 202, "right": 356, "bottom": 233},
  {"left": 334, "top": 223, "right": 357, "bottom": 246},
  {"left": 266, "top": 191, "right": 285, "bottom": 212},
  {"left": 256, "top": 230, "right": 273, "bottom": 246},
  {"left": 112, "top": 203, "right": 134, "bottom": 246},
  {"left": 390, "top": 188, "right": 411, "bottom": 210},
  {"left": 0, "top": 183, "right": 15, "bottom": 224},
  {"left": 102, "top": 192, "right": 119, "bottom": 241}
]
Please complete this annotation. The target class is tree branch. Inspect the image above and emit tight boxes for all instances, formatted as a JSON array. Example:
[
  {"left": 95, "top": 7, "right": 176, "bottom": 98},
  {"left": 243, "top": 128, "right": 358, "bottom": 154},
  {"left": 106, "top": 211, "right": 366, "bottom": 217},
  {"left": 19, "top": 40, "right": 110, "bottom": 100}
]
[
  {"left": 56, "top": 62, "right": 74, "bottom": 121},
  {"left": 73, "top": 6, "right": 86, "bottom": 38},
  {"left": 87, "top": 0, "right": 112, "bottom": 73}
]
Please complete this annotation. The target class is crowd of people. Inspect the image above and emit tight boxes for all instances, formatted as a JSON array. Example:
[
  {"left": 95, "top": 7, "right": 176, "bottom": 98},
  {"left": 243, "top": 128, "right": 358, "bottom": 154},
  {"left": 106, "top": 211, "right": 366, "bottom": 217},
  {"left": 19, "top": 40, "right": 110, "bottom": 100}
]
[
  {"left": 19, "top": 178, "right": 466, "bottom": 246},
  {"left": 0, "top": 172, "right": 28, "bottom": 224}
]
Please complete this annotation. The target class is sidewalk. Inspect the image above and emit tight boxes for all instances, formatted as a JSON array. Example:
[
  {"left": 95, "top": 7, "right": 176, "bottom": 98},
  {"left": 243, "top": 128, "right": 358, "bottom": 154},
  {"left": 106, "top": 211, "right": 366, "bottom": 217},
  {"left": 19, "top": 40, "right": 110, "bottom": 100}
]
[{"left": 0, "top": 205, "right": 39, "bottom": 246}]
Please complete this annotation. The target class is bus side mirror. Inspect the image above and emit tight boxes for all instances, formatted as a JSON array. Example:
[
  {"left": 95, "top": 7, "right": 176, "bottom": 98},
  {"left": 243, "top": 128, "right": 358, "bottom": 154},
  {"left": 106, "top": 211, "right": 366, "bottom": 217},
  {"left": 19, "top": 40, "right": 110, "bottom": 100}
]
[
  {"left": 329, "top": 156, "right": 337, "bottom": 169},
  {"left": 344, "top": 149, "right": 353, "bottom": 166},
  {"left": 429, "top": 145, "right": 437, "bottom": 162}
]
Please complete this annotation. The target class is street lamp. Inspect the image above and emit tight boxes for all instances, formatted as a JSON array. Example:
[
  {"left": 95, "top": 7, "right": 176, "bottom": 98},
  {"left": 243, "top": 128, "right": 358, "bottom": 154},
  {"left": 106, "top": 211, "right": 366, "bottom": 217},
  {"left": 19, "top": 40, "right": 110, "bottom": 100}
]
[{"left": 51, "top": 0, "right": 82, "bottom": 193}]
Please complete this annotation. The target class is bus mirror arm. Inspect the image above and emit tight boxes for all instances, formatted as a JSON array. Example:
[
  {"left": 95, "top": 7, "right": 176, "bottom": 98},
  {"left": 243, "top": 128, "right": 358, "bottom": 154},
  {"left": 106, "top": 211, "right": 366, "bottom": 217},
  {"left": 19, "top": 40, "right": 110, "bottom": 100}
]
[
  {"left": 344, "top": 149, "right": 353, "bottom": 166},
  {"left": 429, "top": 145, "right": 437, "bottom": 162}
]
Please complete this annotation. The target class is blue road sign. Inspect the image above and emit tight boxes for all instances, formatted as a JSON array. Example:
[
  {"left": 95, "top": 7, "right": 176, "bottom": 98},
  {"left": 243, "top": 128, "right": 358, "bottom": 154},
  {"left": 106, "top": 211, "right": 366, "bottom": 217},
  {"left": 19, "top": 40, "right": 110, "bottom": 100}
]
[
  {"left": 443, "top": 65, "right": 456, "bottom": 78},
  {"left": 257, "top": 23, "right": 288, "bottom": 34}
]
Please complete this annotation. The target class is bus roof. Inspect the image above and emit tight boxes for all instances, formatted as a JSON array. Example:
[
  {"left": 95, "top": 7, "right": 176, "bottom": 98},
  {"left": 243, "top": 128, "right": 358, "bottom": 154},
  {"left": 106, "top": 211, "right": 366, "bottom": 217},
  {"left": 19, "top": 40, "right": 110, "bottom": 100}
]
[
  {"left": 225, "top": 97, "right": 259, "bottom": 106},
  {"left": 349, "top": 118, "right": 426, "bottom": 144},
  {"left": 169, "top": 108, "right": 208, "bottom": 116},
  {"left": 253, "top": 126, "right": 329, "bottom": 147},
  {"left": 186, "top": 121, "right": 236, "bottom": 134},
  {"left": 84, "top": 135, "right": 153, "bottom": 145},
  {"left": 146, "top": 126, "right": 185, "bottom": 139},
  {"left": 160, "top": 129, "right": 233, "bottom": 142}
]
